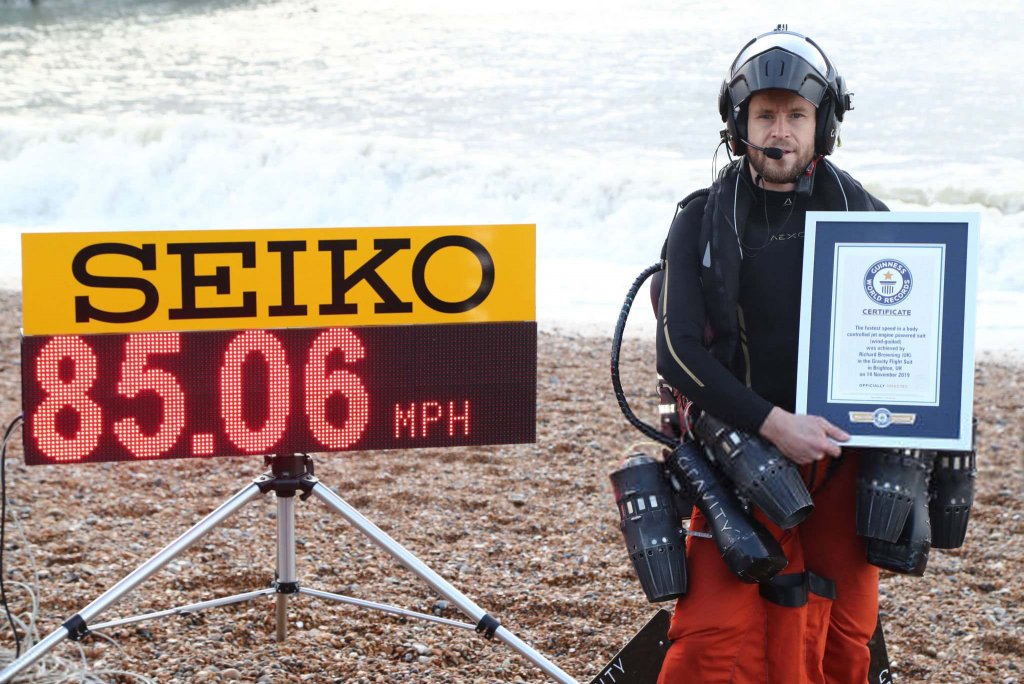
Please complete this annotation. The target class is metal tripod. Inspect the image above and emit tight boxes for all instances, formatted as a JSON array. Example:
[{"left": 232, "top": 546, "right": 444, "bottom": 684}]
[{"left": 0, "top": 455, "right": 578, "bottom": 683}]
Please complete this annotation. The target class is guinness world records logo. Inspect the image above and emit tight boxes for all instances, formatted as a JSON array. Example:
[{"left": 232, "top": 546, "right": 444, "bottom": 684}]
[{"left": 864, "top": 259, "right": 913, "bottom": 305}]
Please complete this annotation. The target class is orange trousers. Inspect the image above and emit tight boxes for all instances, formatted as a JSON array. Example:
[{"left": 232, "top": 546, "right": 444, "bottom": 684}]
[{"left": 657, "top": 452, "right": 878, "bottom": 684}]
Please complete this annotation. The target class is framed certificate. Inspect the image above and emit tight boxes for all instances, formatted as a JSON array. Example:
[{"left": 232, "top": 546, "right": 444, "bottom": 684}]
[{"left": 795, "top": 212, "right": 979, "bottom": 450}]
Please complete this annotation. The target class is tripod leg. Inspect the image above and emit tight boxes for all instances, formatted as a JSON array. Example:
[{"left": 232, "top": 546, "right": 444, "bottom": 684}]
[
  {"left": 275, "top": 495, "right": 297, "bottom": 642},
  {"left": 275, "top": 596, "right": 288, "bottom": 642},
  {"left": 0, "top": 482, "right": 263, "bottom": 684},
  {"left": 309, "top": 482, "right": 579, "bottom": 684}
]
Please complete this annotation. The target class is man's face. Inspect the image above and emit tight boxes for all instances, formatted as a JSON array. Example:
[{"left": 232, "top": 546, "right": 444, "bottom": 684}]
[{"left": 745, "top": 89, "right": 817, "bottom": 189}]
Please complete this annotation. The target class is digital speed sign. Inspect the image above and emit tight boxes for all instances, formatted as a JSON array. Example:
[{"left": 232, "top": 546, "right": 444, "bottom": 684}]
[{"left": 21, "top": 225, "right": 536, "bottom": 466}]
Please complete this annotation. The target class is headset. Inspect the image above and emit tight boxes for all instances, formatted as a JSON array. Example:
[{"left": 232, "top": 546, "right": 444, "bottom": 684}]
[{"left": 718, "top": 26, "right": 854, "bottom": 157}]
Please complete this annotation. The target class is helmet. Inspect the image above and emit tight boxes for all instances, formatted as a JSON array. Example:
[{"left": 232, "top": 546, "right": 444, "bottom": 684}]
[{"left": 718, "top": 26, "right": 852, "bottom": 157}]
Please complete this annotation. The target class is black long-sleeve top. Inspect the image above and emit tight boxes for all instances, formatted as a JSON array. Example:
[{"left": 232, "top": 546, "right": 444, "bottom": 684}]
[{"left": 657, "top": 173, "right": 888, "bottom": 434}]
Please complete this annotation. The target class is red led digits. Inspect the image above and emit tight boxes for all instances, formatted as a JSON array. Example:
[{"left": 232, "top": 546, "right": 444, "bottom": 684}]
[
  {"left": 21, "top": 322, "right": 534, "bottom": 465},
  {"left": 113, "top": 333, "right": 186, "bottom": 458},
  {"left": 32, "top": 336, "right": 103, "bottom": 462},
  {"left": 305, "top": 328, "right": 369, "bottom": 450},
  {"left": 191, "top": 432, "right": 215, "bottom": 455},
  {"left": 221, "top": 330, "right": 291, "bottom": 453}
]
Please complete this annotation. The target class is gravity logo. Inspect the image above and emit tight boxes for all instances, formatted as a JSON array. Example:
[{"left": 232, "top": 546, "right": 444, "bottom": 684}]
[{"left": 864, "top": 259, "right": 912, "bottom": 306}]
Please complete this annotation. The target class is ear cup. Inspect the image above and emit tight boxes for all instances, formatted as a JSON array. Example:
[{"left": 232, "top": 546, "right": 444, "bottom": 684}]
[
  {"left": 719, "top": 80, "right": 748, "bottom": 156},
  {"left": 728, "top": 107, "right": 747, "bottom": 156},
  {"left": 833, "top": 75, "right": 849, "bottom": 121},
  {"left": 718, "top": 79, "right": 731, "bottom": 121},
  {"left": 815, "top": 92, "right": 841, "bottom": 155}
]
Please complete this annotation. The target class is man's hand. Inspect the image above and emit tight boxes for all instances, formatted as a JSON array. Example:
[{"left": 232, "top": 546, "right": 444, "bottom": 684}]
[{"left": 759, "top": 407, "right": 850, "bottom": 465}]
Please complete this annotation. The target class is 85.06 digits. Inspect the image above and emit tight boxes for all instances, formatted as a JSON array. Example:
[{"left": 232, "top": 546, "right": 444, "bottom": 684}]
[{"left": 28, "top": 328, "right": 369, "bottom": 463}]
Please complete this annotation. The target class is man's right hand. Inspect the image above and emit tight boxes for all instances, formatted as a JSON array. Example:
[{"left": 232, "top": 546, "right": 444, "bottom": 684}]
[{"left": 759, "top": 406, "right": 849, "bottom": 465}]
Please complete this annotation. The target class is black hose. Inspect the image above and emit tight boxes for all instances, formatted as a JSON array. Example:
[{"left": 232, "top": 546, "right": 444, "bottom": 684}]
[
  {"left": 610, "top": 262, "right": 676, "bottom": 448},
  {"left": 1, "top": 415, "right": 24, "bottom": 657}
]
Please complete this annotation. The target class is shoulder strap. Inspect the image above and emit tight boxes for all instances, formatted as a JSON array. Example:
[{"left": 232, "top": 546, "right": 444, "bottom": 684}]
[
  {"left": 653, "top": 187, "right": 712, "bottom": 314},
  {"left": 814, "top": 159, "right": 878, "bottom": 211},
  {"left": 676, "top": 187, "right": 712, "bottom": 216},
  {"left": 700, "top": 164, "right": 749, "bottom": 369},
  {"left": 660, "top": 187, "right": 711, "bottom": 260}
]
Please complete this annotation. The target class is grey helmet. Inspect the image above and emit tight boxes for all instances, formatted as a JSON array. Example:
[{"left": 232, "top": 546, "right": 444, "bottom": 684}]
[{"left": 719, "top": 26, "right": 852, "bottom": 156}]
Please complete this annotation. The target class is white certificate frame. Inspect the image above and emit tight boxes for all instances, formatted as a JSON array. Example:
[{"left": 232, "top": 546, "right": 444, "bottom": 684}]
[{"left": 796, "top": 212, "right": 979, "bottom": 451}]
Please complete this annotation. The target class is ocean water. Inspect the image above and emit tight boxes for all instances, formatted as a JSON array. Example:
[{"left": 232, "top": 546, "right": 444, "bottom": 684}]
[{"left": 1, "top": 0, "right": 1021, "bottom": 349}]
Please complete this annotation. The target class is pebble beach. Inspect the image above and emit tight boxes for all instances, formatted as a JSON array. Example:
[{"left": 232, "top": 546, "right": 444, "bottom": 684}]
[{"left": 0, "top": 290, "right": 1020, "bottom": 683}]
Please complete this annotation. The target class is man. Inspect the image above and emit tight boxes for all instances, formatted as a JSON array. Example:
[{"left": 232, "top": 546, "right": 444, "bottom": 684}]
[{"left": 655, "top": 27, "right": 888, "bottom": 683}]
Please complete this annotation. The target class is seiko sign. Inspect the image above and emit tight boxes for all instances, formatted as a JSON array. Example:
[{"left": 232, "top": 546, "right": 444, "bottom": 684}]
[{"left": 22, "top": 224, "right": 535, "bottom": 334}]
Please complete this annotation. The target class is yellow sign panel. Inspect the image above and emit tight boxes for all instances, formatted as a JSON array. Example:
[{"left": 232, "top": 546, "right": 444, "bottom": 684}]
[{"left": 22, "top": 224, "right": 535, "bottom": 335}]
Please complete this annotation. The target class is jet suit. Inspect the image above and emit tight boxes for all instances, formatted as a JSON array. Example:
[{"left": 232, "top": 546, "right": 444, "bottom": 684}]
[{"left": 655, "top": 158, "right": 888, "bottom": 683}]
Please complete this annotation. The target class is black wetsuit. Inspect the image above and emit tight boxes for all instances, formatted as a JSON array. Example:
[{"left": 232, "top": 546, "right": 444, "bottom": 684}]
[{"left": 656, "top": 163, "right": 888, "bottom": 433}]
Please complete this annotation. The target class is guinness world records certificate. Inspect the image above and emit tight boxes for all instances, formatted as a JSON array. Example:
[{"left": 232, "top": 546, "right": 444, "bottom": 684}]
[{"left": 795, "top": 212, "right": 979, "bottom": 450}]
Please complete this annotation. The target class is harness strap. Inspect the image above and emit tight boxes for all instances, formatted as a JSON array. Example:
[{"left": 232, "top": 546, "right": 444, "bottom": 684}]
[{"left": 759, "top": 570, "right": 837, "bottom": 607}]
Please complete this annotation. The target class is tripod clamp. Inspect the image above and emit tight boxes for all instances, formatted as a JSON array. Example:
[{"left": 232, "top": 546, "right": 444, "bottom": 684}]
[
  {"left": 254, "top": 454, "right": 317, "bottom": 501},
  {"left": 60, "top": 615, "right": 90, "bottom": 643},
  {"left": 475, "top": 613, "right": 500, "bottom": 640}
]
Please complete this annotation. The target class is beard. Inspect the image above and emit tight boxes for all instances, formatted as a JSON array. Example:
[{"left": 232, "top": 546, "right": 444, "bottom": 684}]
[{"left": 747, "top": 145, "right": 816, "bottom": 185}]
